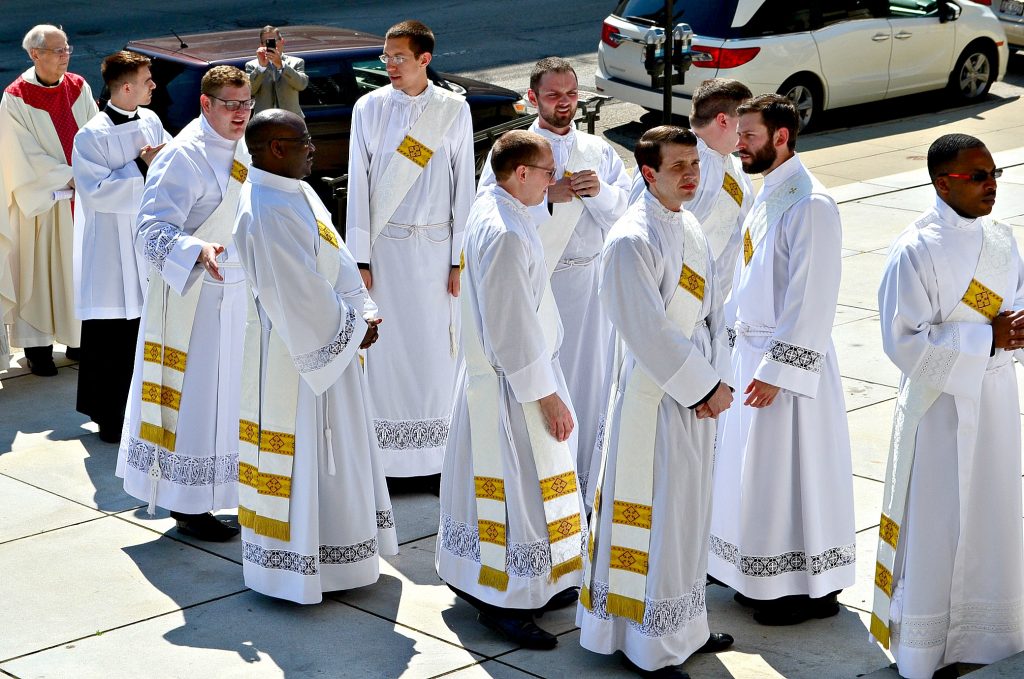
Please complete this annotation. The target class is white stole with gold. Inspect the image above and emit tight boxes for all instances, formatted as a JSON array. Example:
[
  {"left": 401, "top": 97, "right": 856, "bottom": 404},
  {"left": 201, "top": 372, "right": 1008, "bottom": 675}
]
[
  {"left": 237, "top": 185, "right": 342, "bottom": 542},
  {"left": 870, "top": 218, "right": 1013, "bottom": 648},
  {"left": 580, "top": 208, "right": 710, "bottom": 623}
]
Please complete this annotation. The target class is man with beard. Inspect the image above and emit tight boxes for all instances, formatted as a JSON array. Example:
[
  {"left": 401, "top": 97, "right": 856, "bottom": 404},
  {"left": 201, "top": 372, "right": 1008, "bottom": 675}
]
[
  {"left": 628, "top": 78, "right": 753, "bottom": 300},
  {"left": 578, "top": 126, "right": 735, "bottom": 679},
  {"left": 478, "top": 57, "right": 630, "bottom": 508},
  {"left": 346, "top": 20, "right": 474, "bottom": 481},
  {"left": 0, "top": 24, "right": 98, "bottom": 375},
  {"left": 232, "top": 109, "right": 397, "bottom": 603},
  {"left": 116, "top": 65, "right": 253, "bottom": 542},
  {"left": 708, "top": 94, "right": 856, "bottom": 625},
  {"left": 72, "top": 51, "right": 170, "bottom": 442},
  {"left": 437, "top": 131, "right": 586, "bottom": 649},
  {"left": 871, "top": 134, "right": 1024, "bottom": 678}
]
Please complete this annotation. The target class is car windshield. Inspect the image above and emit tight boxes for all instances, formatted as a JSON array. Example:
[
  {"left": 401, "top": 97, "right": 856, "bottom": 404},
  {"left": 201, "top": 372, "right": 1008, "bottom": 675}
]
[{"left": 613, "top": 0, "right": 742, "bottom": 36}]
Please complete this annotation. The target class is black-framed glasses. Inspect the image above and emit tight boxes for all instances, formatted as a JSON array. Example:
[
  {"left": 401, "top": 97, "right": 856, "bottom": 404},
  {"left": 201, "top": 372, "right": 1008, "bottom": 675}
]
[
  {"left": 37, "top": 45, "right": 73, "bottom": 56},
  {"left": 271, "top": 134, "right": 313, "bottom": 148},
  {"left": 207, "top": 95, "right": 256, "bottom": 111},
  {"left": 938, "top": 168, "right": 1003, "bottom": 183},
  {"left": 524, "top": 164, "right": 556, "bottom": 179}
]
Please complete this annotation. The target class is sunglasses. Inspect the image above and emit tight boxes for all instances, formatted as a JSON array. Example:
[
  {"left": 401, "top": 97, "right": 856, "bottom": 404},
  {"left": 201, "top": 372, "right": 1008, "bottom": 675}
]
[{"left": 938, "top": 168, "right": 1003, "bottom": 183}]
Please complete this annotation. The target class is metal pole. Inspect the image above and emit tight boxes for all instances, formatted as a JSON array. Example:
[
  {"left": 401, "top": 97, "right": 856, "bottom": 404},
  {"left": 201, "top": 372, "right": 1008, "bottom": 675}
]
[{"left": 662, "top": 0, "right": 674, "bottom": 123}]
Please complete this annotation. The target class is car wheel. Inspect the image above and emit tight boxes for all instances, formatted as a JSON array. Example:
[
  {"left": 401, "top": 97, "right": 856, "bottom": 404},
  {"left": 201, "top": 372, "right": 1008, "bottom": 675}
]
[
  {"left": 949, "top": 43, "right": 996, "bottom": 102},
  {"left": 778, "top": 76, "right": 820, "bottom": 133}
]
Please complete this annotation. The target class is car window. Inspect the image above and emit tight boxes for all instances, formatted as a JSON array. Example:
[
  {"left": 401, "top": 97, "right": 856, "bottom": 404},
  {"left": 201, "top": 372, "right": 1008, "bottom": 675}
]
[
  {"left": 889, "top": 0, "right": 939, "bottom": 18},
  {"left": 744, "top": 0, "right": 814, "bottom": 34},
  {"left": 350, "top": 59, "right": 392, "bottom": 97},
  {"left": 612, "top": 0, "right": 742, "bottom": 37},
  {"left": 146, "top": 57, "right": 203, "bottom": 134},
  {"left": 300, "top": 57, "right": 359, "bottom": 109},
  {"left": 818, "top": 0, "right": 890, "bottom": 26}
]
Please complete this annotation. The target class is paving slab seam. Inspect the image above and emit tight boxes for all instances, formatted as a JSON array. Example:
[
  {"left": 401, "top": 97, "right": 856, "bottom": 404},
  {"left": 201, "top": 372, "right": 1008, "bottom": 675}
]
[
  {"left": 0, "top": 588, "right": 250, "bottom": 665},
  {"left": 107, "top": 510, "right": 245, "bottom": 566},
  {"left": 846, "top": 396, "right": 897, "bottom": 415},
  {"left": 0, "top": 513, "right": 108, "bottom": 547},
  {"left": 0, "top": 669, "right": 21, "bottom": 679},
  {"left": 832, "top": 159, "right": 1024, "bottom": 206},
  {"left": 399, "top": 532, "right": 439, "bottom": 547},
  {"left": 330, "top": 597, "right": 496, "bottom": 659},
  {"left": 0, "top": 469, "right": 121, "bottom": 516}
]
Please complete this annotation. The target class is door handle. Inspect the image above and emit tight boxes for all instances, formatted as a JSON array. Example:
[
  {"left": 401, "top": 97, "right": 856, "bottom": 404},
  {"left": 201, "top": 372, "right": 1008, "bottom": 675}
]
[
  {"left": 872, "top": 33, "right": 891, "bottom": 41},
  {"left": 894, "top": 31, "right": 913, "bottom": 39}
]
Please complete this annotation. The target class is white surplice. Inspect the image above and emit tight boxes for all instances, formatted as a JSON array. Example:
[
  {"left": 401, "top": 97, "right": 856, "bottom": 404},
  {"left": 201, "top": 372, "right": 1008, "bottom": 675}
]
[
  {"left": 72, "top": 107, "right": 170, "bottom": 319},
  {"left": 577, "top": 190, "right": 731, "bottom": 670},
  {"left": 346, "top": 83, "right": 475, "bottom": 477},
  {"left": 877, "top": 195, "right": 1024, "bottom": 678},
  {"left": 0, "top": 68, "right": 97, "bottom": 348},
  {"left": 116, "top": 115, "right": 245, "bottom": 513},
  {"left": 436, "top": 184, "right": 586, "bottom": 609},
  {"left": 708, "top": 154, "right": 856, "bottom": 599},
  {"left": 233, "top": 166, "right": 398, "bottom": 604},
  {"left": 628, "top": 138, "right": 753, "bottom": 299},
  {"left": 478, "top": 121, "right": 630, "bottom": 504}
]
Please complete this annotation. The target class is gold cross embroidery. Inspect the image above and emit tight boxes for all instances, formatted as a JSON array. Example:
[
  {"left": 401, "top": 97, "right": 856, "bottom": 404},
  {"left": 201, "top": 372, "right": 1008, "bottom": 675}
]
[
  {"left": 743, "top": 229, "right": 754, "bottom": 266},
  {"left": 961, "top": 278, "right": 1002, "bottom": 320},
  {"left": 397, "top": 135, "right": 434, "bottom": 168},
  {"left": 678, "top": 264, "right": 705, "bottom": 301}
]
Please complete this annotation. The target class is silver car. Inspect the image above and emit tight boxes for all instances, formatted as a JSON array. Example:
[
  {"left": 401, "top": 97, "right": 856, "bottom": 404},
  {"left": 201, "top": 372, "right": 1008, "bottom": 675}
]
[{"left": 991, "top": 0, "right": 1024, "bottom": 49}]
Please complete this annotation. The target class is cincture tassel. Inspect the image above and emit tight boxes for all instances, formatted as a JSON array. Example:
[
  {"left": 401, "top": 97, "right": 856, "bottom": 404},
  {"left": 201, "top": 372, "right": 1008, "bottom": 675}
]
[
  {"left": 449, "top": 297, "right": 458, "bottom": 358},
  {"left": 147, "top": 453, "right": 161, "bottom": 516},
  {"left": 324, "top": 392, "right": 337, "bottom": 476}
]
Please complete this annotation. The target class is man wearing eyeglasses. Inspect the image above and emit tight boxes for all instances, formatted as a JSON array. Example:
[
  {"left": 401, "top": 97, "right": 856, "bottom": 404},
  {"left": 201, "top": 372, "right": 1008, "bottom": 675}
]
[
  {"left": 116, "top": 66, "right": 253, "bottom": 543},
  {"left": 245, "top": 25, "right": 308, "bottom": 117},
  {"left": 0, "top": 24, "right": 98, "bottom": 376},
  {"left": 346, "top": 20, "right": 475, "bottom": 482},
  {"left": 873, "top": 134, "right": 1024, "bottom": 678}
]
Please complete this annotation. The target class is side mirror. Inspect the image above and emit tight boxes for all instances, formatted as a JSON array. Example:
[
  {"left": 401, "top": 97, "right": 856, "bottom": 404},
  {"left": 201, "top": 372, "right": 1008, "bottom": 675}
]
[{"left": 939, "top": 0, "right": 961, "bottom": 24}]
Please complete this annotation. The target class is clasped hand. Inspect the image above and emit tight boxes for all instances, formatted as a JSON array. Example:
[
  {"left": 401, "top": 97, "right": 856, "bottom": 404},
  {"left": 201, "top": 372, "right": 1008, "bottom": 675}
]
[{"left": 992, "top": 309, "right": 1024, "bottom": 351}]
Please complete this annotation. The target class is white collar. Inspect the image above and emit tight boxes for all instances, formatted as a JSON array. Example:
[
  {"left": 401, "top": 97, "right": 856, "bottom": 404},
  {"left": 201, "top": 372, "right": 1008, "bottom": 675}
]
[
  {"left": 643, "top": 188, "right": 682, "bottom": 224},
  {"left": 762, "top": 153, "right": 803, "bottom": 188},
  {"left": 247, "top": 165, "right": 303, "bottom": 192},
  {"left": 106, "top": 101, "right": 137, "bottom": 117},
  {"left": 933, "top": 194, "right": 981, "bottom": 231}
]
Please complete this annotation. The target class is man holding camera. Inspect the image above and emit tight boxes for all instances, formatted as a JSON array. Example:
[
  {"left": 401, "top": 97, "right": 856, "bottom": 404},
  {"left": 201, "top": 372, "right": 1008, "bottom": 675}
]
[{"left": 245, "top": 26, "right": 308, "bottom": 117}]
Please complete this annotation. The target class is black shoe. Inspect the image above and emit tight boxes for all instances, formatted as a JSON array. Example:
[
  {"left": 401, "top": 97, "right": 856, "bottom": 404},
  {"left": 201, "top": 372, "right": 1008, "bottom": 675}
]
[
  {"left": 695, "top": 631, "right": 734, "bottom": 653},
  {"left": 64, "top": 347, "right": 81, "bottom": 361},
  {"left": 753, "top": 592, "right": 840, "bottom": 626},
  {"left": 97, "top": 425, "right": 122, "bottom": 444},
  {"left": 538, "top": 587, "right": 578, "bottom": 614},
  {"left": 170, "top": 511, "right": 240, "bottom": 542},
  {"left": 930, "top": 664, "right": 960, "bottom": 679},
  {"left": 733, "top": 591, "right": 761, "bottom": 608},
  {"left": 25, "top": 345, "right": 57, "bottom": 376},
  {"left": 706, "top": 574, "right": 728, "bottom": 587},
  {"left": 620, "top": 653, "right": 690, "bottom": 678},
  {"left": 476, "top": 611, "right": 557, "bottom": 650}
]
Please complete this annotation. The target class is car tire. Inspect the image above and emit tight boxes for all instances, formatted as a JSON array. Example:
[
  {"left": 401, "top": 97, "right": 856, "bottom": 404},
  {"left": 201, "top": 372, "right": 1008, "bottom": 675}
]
[
  {"left": 948, "top": 42, "right": 996, "bottom": 103},
  {"left": 777, "top": 76, "right": 821, "bottom": 133}
]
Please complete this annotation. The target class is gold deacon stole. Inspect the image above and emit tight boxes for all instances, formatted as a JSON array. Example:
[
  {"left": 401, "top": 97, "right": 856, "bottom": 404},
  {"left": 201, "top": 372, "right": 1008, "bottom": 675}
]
[
  {"left": 581, "top": 209, "right": 710, "bottom": 623},
  {"left": 139, "top": 142, "right": 250, "bottom": 512},
  {"left": 870, "top": 218, "right": 1013, "bottom": 648},
  {"left": 742, "top": 169, "right": 813, "bottom": 267},
  {"left": 461, "top": 224, "right": 583, "bottom": 592},
  {"left": 368, "top": 87, "right": 465, "bottom": 249},
  {"left": 537, "top": 132, "right": 608, "bottom": 276},
  {"left": 700, "top": 162, "right": 745, "bottom": 261},
  {"left": 237, "top": 185, "right": 342, "bottom": 541}
]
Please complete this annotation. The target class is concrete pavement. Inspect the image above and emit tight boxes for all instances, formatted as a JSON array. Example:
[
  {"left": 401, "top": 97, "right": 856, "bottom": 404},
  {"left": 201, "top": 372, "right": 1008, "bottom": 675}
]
[{"left": 3, "top": 87, "right": 1024, "bottom": 679}]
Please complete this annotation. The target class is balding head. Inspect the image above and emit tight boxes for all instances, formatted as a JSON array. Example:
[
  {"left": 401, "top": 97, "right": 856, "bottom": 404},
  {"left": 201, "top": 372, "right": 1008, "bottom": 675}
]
[{"left": 246, "top": 109, "right": 315, "bottom": 179}]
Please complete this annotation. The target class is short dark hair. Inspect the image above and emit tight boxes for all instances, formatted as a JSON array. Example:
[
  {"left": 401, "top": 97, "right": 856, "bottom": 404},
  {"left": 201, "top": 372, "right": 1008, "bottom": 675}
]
[
  {"left": 201, "top": 65, "right": 249, "bottom": 97},
  {"left": 634, "top": 125, "right": 698, "bottom": 184},
  {"left": 101, "top": 51, "right": 151, "bottom": 88},
  {"left": 386, "top": 20, "right": 435, "bottom": 56},
  {"left": 689, "top": 78, "right": 752, "bottom": 128},
  {"left": 529, "top": 57, "right": 577, "bottom": 93},
  {"left": 490, "top": 130, "right": 550, "bottom": 181},
  {"left": 927, "top": 133, "right": 988, "bottom": 181},
  {"left": 736, "top": 93, "right": 800, "bottom": 150},
  {"left": 259, "top": 25, "right": 281, "bottom": 43}
]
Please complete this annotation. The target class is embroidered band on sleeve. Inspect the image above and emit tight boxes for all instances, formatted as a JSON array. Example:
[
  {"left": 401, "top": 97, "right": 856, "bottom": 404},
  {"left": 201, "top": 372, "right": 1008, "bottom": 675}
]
[
  {"left": 143, "top": 224, "right": 183, "bottom": 272},
  {"left": 765, "top": 339, "right": 823, "bottom": 374},
  {"left": 292, "top": 306, "right": 357, "bottom": 373}
]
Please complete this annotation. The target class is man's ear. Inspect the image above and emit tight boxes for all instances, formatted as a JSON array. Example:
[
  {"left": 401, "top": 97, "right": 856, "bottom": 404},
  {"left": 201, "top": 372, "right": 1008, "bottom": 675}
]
[
  {"left": 933, "top": 176, "right": 950, "bottom": 199},
  {"left": 641, "top": 164, "right": 657, "bottom": 186},
  {"left": 774, "top": 127, "right": 790, "bottom": 151},
  {"left": 527, "top": 88, "right": 539, "bottom": 108},
  {"left": 199, "top": 94, "right": 212, "bottom": 115},
  {"left": 420, "top": 52, "right": 432, "bottom": 68}
]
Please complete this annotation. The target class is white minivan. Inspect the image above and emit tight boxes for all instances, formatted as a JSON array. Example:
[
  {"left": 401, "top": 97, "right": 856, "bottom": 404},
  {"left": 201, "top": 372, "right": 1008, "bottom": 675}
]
[{"left": 596, "top": 0, "right": 1009, "bottom": 129}]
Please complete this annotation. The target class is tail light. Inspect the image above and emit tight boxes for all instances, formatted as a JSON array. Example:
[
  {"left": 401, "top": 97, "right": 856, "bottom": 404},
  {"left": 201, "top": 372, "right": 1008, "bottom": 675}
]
[
  {"left": 691, "top": 45, "right": 761, "bottom": 69},
  {"left": 601, "top": 22, "right": 623, "bottom": 48},
  {"left": 974, "top": 0, "right": 991, "bottom": 4}
]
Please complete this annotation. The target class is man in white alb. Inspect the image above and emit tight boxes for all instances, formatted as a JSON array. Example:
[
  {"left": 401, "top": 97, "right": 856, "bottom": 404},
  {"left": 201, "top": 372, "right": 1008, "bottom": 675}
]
[
  {"left": 346, "top": 20, "right": 475, "bottom": 480},
  {"left": 72, "top": 50, "right": 170, "bottom": 442},
  {"left": 578, "top": 126, "right": 735, "bottom": 679},
  {"left": 628, "top": 78, "right": 753, "bottom": 301},
  {"left": 233, "top": 109, "right": 397, "bottom": 603},
  {"left": 872, "top": 134, "right": 1024, "bottom": 678},
  {"left": 437, "top": 130, "right": 585, "bottom": 649},
  {"left": 0, "top": 24, "right": 98, "bottom": 375},
  {"left": 478, "top": 57, "right": 629, "bottom": 506},
  {"left": 708, "top": 94, "right": 856, "bottom": 625},
  {"left": 116, "top": 66, "right": 253, "bottom": 542}
]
